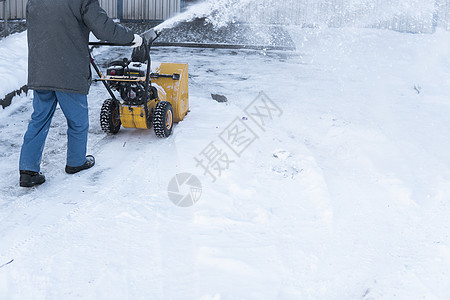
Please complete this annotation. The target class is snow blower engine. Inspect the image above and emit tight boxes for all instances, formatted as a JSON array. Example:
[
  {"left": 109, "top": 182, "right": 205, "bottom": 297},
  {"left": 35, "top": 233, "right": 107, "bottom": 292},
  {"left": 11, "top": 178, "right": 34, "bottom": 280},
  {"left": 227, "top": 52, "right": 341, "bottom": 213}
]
[{"left": 89, "top": 31, "right": 189, "bottom": 137}]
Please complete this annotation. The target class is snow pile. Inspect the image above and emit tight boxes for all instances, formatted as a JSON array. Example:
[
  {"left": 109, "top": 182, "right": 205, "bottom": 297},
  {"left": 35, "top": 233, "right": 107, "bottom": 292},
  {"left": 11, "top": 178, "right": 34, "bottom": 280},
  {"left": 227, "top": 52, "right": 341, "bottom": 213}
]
[{"left": 0, "top": 32, "right": 27, "bottom": 100}]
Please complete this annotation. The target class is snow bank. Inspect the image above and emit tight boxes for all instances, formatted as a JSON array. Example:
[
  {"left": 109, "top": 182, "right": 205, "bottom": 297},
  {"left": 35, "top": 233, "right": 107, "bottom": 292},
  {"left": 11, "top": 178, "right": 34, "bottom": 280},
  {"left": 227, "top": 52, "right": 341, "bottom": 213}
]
[{"left": 0, "top": 32, "right": 28, "bottom": 100}]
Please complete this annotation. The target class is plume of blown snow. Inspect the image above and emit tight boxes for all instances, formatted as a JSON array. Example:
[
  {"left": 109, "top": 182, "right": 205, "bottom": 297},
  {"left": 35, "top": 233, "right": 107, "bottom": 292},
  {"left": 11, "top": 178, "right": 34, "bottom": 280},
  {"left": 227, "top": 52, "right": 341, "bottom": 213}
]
[
  {"left": 154, "top": 0, "right": 436, "bottom": 32},
  {"left": 154, "top": 0, "right": 256, "bottom": 31}
]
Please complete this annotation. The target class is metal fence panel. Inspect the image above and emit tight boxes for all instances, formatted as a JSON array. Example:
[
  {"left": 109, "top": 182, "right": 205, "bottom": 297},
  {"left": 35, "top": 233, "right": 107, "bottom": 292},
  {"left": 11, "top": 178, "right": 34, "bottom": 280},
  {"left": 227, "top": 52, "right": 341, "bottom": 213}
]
[
  {"left": 121, "top": 0, "right": 180, "bottom": 20},
  {"left": 437, "top": 0, "right": 450, "bottom": 30},
  {"left": 0, "top": 0, "right": 181, "bottom": 20},
  {"left": 237, "top": 0, "right": 436, "bottom": 33},
  {"left": 0, "top": 0, "right": 25, "bottom": 19},
  {"left": 99, "top": 0, "right": 117, "bottom": 18}
]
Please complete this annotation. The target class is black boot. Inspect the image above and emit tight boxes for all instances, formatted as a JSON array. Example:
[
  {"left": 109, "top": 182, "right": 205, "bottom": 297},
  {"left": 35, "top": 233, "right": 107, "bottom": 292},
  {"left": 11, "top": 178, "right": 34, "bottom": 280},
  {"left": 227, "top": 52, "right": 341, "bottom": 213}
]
[
  {"left": 65, "top": 155, "right": 95, "bottom": 174},
  {"left": 20, "top": 170, "right": 46, "bottom": 187}
]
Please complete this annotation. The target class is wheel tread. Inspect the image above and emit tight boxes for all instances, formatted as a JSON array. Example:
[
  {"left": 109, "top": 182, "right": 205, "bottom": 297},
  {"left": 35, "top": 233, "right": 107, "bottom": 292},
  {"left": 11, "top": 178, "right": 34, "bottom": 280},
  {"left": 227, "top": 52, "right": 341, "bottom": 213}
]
[
  {"left": 153, "top": 101, "right": 173, "bottom": 138},
  {"left": 100, "top": 99, "right": 121, "bottom": 134}
]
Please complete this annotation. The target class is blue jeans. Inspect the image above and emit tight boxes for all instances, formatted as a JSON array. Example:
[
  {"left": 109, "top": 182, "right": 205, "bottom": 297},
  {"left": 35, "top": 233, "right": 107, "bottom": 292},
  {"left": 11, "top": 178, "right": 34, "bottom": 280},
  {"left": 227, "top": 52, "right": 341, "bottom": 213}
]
[{"left": 19, "top": 90, "right": 89, "bottom": 172}]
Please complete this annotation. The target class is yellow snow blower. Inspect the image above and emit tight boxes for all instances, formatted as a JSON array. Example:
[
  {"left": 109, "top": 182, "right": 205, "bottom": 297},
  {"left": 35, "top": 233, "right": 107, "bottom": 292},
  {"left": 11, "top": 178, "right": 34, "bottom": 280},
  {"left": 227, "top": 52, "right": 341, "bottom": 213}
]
[{"left": 89, "top": 30, "right": 188, "bottom": 137}]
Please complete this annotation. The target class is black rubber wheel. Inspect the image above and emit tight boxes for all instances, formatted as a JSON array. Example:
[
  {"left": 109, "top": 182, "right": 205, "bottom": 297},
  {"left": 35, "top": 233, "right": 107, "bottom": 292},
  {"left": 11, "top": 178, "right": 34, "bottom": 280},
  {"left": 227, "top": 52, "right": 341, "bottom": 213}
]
[
  {"left": 100, "top": 99, "right": 121, "bottom": 134},
  {"left": 153, "top": 101, "right": 173, "bottom": 138}
]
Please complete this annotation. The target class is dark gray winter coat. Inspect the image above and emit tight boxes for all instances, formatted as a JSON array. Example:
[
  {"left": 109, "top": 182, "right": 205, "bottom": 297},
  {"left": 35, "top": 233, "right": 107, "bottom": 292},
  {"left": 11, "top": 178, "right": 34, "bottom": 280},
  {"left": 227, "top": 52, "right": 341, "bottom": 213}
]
[{"left": 26, "top": 0, "right": 134, "bottom": 94}]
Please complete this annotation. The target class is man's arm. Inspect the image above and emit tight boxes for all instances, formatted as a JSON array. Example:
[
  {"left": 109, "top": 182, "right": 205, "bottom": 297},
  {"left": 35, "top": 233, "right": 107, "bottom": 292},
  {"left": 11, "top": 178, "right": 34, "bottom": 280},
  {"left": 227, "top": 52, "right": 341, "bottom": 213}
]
[{"left": 81, "top": 0, "right": 134, "bottom": 44}]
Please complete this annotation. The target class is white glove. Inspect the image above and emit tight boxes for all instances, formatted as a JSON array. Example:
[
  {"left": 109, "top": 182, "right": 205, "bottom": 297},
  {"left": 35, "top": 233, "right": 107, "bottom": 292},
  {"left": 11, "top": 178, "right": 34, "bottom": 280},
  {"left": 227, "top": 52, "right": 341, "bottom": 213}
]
[{"left": 131, "top": 34, "right": 143, "bottom": 48}]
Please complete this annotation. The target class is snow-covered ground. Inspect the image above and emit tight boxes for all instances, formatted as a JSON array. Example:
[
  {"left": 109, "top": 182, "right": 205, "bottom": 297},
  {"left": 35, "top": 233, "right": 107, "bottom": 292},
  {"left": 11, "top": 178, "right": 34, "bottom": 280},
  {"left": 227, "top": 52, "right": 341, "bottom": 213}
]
[{"left": 1, "top": 26, "right": 450, "bottom": 299}]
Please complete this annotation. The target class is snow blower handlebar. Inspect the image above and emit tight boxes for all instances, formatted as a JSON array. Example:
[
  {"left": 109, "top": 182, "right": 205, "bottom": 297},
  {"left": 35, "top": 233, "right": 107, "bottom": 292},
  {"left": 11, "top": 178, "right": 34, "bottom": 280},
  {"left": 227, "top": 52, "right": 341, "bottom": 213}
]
[
  {"left": 88, "top": 30, "right": 160, "bottom": 102},
  {"left": 88, "top": 41, "right": 134, "bottom": 46},
  {"left": 88, "top": 41, "right": 150, "bottom": 102},
  {"left": 88, "top": 28, "right": 160, "bottom": 47}
]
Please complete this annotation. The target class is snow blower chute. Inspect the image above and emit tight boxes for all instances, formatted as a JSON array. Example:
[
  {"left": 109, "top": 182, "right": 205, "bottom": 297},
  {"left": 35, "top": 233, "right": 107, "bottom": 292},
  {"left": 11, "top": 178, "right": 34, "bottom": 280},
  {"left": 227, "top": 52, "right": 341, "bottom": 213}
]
[{"left": 89, "top": 30, "right": 189, "bottom": 137}]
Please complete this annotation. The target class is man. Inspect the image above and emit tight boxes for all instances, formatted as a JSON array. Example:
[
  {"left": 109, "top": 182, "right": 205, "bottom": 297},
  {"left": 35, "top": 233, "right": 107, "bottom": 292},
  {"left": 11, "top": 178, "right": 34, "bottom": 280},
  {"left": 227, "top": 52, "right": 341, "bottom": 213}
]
[{"left": 19, "top": 0, "right": 143, "bottom": 187}]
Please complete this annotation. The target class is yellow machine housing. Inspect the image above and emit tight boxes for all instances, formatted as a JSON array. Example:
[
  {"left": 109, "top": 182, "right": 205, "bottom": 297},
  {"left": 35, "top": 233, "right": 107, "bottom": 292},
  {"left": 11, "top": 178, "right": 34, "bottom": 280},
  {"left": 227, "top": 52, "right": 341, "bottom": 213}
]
[
  {"left": 119, "top": 102, "right": 153, "bottom": 129},
  {"left": 117, "top": 63, "right": 189, "bottom": 129},
  {"left": 152, "top": 63, "right": 189, "bottom": 123}
]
